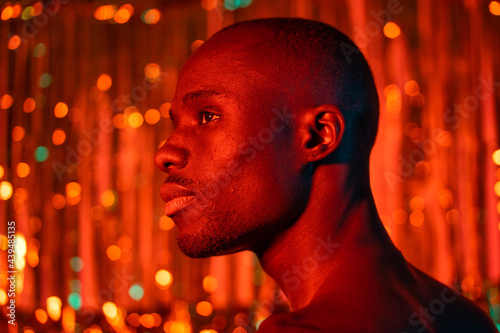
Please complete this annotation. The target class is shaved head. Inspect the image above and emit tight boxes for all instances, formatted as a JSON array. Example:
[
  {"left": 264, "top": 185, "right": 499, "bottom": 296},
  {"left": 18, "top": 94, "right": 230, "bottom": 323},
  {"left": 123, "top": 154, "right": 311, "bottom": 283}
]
[{"left": 192, "top": 18, "right": 380, "bottom": 168}]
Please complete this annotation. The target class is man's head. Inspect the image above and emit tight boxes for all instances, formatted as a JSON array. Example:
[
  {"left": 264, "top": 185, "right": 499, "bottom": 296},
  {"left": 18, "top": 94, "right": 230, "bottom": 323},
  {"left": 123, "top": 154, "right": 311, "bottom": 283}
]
[{"left": 154, "top": 18, "right": 379, "bottom": 258}]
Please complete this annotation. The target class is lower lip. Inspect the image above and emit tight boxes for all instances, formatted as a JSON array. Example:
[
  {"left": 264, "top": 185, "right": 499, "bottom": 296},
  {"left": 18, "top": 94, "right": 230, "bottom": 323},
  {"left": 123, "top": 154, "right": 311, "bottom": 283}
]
[{"left": 165, "top": 196, "right": 196, "bottom": 216}]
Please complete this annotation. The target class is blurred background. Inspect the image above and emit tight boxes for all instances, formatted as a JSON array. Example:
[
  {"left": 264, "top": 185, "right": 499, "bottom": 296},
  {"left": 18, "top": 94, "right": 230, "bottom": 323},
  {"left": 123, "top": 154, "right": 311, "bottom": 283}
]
[{"left": 0, "top": 0, "right": 499, "bottom": 332}]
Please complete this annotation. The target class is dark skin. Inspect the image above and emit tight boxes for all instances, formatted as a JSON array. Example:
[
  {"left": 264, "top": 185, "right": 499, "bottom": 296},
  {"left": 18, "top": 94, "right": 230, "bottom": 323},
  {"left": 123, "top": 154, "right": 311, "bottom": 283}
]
[{"left": 155, "top": 26, "right": 497, "bottom": 332}]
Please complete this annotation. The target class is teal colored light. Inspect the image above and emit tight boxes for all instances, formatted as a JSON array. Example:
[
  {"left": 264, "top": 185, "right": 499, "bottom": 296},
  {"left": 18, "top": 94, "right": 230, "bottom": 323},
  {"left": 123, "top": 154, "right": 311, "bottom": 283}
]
[
  {"left": 34, "top": 146, "right": 49, "bottom": 162},
  {"left": 67, "top": 292, "right": 82, "bottom": 310},
  {"left": 240, "top": 0, "right": 252, "bottom": 8},
  {"left": 70, "top": 279, "right": 81, "bottom": 292},
  {"left": 39, "top": 73, "right": 53, "bottom": 88},
  {"left": 33, "top": 43, "right": 47, "bottom": 58},
  {"left": 70, "top": 257, "right": 84, "bottom": 272},
  {"left": 224, "top": 0, "right": 240, "bottom": 10},
  {"left": 128, "top": 284, "right": 144, "bottom": 301}
]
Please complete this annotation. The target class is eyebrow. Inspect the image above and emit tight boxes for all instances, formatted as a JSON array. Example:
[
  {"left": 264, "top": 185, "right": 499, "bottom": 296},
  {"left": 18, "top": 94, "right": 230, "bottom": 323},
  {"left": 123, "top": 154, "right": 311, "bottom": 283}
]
[{"left": 182, "top": 89, "right": 229, "bottom": 106}]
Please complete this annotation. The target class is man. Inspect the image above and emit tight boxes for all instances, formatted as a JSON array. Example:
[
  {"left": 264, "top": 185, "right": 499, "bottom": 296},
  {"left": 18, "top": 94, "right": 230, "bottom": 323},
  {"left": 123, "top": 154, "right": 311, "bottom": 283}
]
[{"left": 154, "top": 18, "right": 497, "bottom": 332}]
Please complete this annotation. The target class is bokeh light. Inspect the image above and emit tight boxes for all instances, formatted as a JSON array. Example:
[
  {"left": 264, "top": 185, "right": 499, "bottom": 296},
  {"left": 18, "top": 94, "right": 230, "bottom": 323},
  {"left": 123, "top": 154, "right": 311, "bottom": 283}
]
[
  {"left": 1, "top": 5, "right": 13, "bottom": 20},
  {"left": 191, "top": 39, "right": 204, "bottom": 53},
  {"left": 203, "top": 275, "right": 218, "bottom": 293},
  {"left": 196, "top": 301, "right": 214, "bottom": 316},
  {"left": 94, "top": 5, "right": 116, "bottom": 21},
  {"left": 7, "top": 35, "right": 21, "bottom": 50},
  {"left": 33, "top": 43, "right": 47, "bottom": 57},
  {"left": 100, "top": 189, "right": 116, "bottom": 208},
  {"left": 1, "top": 94, "right": 13, "bottom": 109},
  {"left": 141, "top": 9, "right": 160, "bottom": 24},
  {"left": 0, "top": 181, "right": 13, "bottom": 200},
  {"left": 23, "top": 97, "right": 36, "bottom": 113},
  {"left": 383, "top": 22, "right": 401, "bottom": 38},
  {"left": 201, "top": 0, "right": 218, "bottom": 11},
  {"left": 492, "top": 149, "right": 500, "bottom": 165},
  {"left": 106, "top": 245, "right": 122, "bottom": 261},
  {"left": 68, "top": 292, "right": 82, "bottom": 310},
  {"left": 12, "top": 126, "right": 25, "bottom": 141},
  {"left": 54, "top": 102, "right": 69, "bottom": 118},
  {"left": 144, "top": 63, "right": 161, "bottom": 81},
  {"left": 97, "top": 74, "right": 112, "bottom": 91},
  {"left": 384, "top": 84, "right": 402, "bottom": 114},
  {"left": 0, "top": 165, "right": 4, "bottom": 179},
  {"left": 404, "top": 80, "right": 420, "bottom": 96},
  {"left": 17, "top": 162, "right": 30, "bottom": 178},
  {"left": 39, "top": 73, "right": 53, "bottom": 88},
  {"left": 490, "top": 1, "right": 500, "bottom": 15},
  {"left": 35, "top": 309, "right": 48, "bottom": 324},
  {"left": 47, "top": 296, "right": 62, "bottom": 321},
  {"left": 159, "top": 215, "right": 175, "bottom": 230},
  {"left": 128, "top": 112, "right": 144, "bottom": 128},
  {"left": 155, "top": 269, "right": 173, "bottom": 289},
  {"left": 52, "top": 194, "right": 66, "bottom": 209},
  {"left": 129, "top": 284, "right": 144, "bottom": 301},
  {"left": 52, "top": 129, "right": 66, "bottom": 145},
  {"left": 145, "top": 108, "right": 161, "bottom": 124},
  {"left": 34, "top": 146, "right": 49, "bottom": 162},
  {"left": 114, "top": 5, "right": 132, "bottom": 24},
  {"left": 70, "top": 257, "right": 84, "bottom": 272}
]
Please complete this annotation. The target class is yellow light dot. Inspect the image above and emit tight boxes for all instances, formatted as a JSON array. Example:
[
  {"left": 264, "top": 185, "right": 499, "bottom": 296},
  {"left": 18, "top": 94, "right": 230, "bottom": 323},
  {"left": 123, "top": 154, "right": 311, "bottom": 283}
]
[
  {"left": 23, "top": 97, "right": 36, "bottom": 113},
  {"left": 128, "top": 112, "right": 144, "bottom": 128},
  {"left": 114, "top": 8, "right": 131, "bottom": 23},
  {"left": 409, "top": 211, "right": 425, "bottom": 227},
  {"left": 52, "top": 129, "right": 66, "bottom": 145},
  {"left": 0, "top": 181, "right": 13, "bottom": 200},
  {"left": 0, "top": 288, "right": 6, "bottom": 305},
  {"left": 1, "top": 94, "right": 13, "bottom": 109},
  {"left": 490, "top": 1, "right": 500, "bottom": 15},
  {"left": 1, "top": 6, "right": 12, "bottom": 20},
  {"left": 143, "top": 9, "right": 160, "bottom": 24},
  {"left": 145, "top": 108, "right": 161, "bottom": 124},
  {"left": 202, "top": 330, "right": 218, "bottom": 333},
  {"left": 102, "top": 302, "right": 118, "bottom": 319},
  {"left": 495, "top": 181, "right": 500, "bottom": 197},
  {"left": 106, "top": 245, "right": 122, "bottom": 261},
  {"left": 203, "top": 275, "right": 218, "bottom": 293},
  {"left": 493, "top": 149, "right": 500, "bottom": 165},
  {"left": 155, "top": 269, "right": 173, "bottom": 288},
  {"left": 52, "top": 194, "right": 66, "bottom": 210},
  {"left": 100, "top": 190, "right": 116, "bottom": 207},
  {"left": 0, "top": 165, "right": 4, "bottom": 179},
  {"left": 54, "top": 102, "right": 69, "bottom": 118},
  {"left": 12, "top": 126, "right": 25, "bottom": 142},
  {"left": 383, "top": 22, "right": 401, "bottom": 38},
  {"left": 7, "top": 35, "right": 21, "bottom": 50},
  {"left": 159, "top": 215, "right": 175, "bottom": 230},
  {"left": 47, "top": 296, "right": 62, "bottom": 321},
  {"left": 409, "top": 196, "right": 425, "bottom": 211},
  {"left": 404, "top": 80, "right": 420, "bottom": 96},
  {"left": 97, "top": 74, "right": 112, "bottom": 91},
  {"left": 195, "top": 301, "right": 213, "bottom": 317},
  {"left": 35, "top": 308, "right": 48, "bottom": 324},
  {"left": 66, "top": 182, "right": 82, "bottom": 198},
  {"left": 17, "top": 162, "right": 30, "bottom": 178},
  {"left": 27, "top": 248, "right": 39, "bottom": 267},
  {"left": 191, "top": 39, "right": 204, "bottom": 53}
]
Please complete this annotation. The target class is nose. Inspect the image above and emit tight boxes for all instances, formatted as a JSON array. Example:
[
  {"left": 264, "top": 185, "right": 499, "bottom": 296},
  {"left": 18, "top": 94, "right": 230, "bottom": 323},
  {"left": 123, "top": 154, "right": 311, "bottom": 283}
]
[{"left": 154, "top": 140, "right": 188, "bottom": 173}]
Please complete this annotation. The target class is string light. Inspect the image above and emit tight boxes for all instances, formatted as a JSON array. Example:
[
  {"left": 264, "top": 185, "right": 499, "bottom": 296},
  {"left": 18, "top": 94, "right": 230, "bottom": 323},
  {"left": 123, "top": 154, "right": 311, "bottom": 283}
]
[{"left": 383, "top": 22, "right": 401, "bottom": 38}]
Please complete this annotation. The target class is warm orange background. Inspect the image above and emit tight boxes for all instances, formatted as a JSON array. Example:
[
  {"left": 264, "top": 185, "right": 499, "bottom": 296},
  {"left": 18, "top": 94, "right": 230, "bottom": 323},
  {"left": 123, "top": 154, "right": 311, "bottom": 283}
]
[{"left": 0, "top": 0, "right": 499, "bottom": 332}]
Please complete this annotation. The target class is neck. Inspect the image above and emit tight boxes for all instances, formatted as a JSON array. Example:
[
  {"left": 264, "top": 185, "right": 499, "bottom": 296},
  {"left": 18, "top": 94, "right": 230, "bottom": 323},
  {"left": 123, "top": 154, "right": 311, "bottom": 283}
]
[{"left": 255, "top": 166, "right": 400, "bottom": 310}]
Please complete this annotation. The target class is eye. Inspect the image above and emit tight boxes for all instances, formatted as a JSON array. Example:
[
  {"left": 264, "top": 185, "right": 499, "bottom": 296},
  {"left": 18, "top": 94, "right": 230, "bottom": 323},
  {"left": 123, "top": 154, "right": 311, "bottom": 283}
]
[{"left": 199, "top": 110, "right": 220, "bottom": 124}]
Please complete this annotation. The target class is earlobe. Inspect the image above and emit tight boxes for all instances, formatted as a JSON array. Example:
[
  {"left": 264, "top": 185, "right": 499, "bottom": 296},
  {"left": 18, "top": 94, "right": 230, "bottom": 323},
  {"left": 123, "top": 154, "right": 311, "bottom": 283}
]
[{"left": 303, "top": 105, "right": 345, "bottom": 162}]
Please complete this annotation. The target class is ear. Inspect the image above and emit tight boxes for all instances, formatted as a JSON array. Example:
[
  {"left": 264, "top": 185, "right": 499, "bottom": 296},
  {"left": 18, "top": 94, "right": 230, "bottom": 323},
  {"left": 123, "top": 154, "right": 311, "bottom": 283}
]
[{"left": 301, "top": 104, "right": 345, "bottom": 162}]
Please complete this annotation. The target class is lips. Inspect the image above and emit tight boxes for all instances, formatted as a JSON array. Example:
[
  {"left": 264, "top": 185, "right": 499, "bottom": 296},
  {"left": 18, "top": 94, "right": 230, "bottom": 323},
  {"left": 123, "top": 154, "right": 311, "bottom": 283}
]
[{"left": 160, "top": 183, "right": 196, "bottom": 216}]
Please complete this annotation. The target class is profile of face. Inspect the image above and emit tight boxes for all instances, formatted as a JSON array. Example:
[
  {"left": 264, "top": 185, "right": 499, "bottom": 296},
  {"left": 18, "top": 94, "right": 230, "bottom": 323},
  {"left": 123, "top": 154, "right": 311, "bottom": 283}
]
[{"left": 154, "top": 30, "right": 311, "bottom": 258}]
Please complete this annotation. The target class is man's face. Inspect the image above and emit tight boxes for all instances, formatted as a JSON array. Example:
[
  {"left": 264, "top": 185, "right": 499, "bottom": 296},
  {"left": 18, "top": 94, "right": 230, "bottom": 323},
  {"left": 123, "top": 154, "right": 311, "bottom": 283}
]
[{"left": 154, "top": 34, "right": 309, "bottom": 258}]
